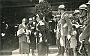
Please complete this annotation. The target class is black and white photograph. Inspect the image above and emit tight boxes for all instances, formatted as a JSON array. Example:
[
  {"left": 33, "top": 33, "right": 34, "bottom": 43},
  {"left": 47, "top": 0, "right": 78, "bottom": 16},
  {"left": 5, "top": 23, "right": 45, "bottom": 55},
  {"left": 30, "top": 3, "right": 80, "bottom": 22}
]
[{"left": 0, "top": 0, "right": 90, "bottom": 56}]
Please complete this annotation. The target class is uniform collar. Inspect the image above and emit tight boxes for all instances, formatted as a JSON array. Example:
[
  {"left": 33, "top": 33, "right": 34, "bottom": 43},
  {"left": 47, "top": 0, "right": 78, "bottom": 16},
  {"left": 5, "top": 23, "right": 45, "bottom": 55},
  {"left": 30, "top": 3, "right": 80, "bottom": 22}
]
[{"left": 61, "top": 12, "right": 66, "bottom": 18}]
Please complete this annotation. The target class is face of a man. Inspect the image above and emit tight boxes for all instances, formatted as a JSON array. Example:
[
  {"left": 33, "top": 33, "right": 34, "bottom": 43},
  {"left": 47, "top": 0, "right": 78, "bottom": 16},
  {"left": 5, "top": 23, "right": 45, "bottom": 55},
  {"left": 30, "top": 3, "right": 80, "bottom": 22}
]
[
  {"left": 79, "top": 9, "right": 83, "bottom": 14},
  {"left": 58, "top": 8, "right": 65, "bottom": 15},
  {"left": 79, "top": 9, "right": 87, "bottom": 17},
  {"left": 58, "top": 9, "right": 61, "bottom": 14}
]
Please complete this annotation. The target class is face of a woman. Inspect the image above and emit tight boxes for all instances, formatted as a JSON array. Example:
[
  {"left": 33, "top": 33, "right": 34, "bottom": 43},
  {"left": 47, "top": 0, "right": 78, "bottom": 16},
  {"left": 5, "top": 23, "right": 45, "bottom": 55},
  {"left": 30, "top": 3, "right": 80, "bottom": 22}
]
[
  {"left": 22, "top": 18, "right": 27, "bottom": 24},
  {"left": 29, "top": 20, "right": 33, "bottom": 24}
]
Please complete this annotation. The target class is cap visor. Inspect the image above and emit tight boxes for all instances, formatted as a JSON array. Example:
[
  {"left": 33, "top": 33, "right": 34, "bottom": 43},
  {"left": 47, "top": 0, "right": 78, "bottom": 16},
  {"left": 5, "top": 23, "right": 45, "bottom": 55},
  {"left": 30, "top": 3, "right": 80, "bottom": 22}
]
[{"left": 86, "top": 3, "right": 90, "bottom": 4}]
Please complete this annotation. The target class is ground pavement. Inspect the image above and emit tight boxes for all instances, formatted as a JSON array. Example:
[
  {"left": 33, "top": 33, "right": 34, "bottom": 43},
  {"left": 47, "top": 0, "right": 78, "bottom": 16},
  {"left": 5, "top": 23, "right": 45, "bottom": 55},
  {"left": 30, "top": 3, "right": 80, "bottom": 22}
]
[{"left": 0, "top": 45, "right": 90, "bottom": 56}]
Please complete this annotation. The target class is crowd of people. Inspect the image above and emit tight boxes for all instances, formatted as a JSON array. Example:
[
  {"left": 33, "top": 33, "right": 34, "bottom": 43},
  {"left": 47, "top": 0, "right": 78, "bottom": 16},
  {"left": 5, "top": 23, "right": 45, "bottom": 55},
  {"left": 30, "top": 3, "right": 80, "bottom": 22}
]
[{"left": 17, "top": 0, "right": 90, "bottom": 56}]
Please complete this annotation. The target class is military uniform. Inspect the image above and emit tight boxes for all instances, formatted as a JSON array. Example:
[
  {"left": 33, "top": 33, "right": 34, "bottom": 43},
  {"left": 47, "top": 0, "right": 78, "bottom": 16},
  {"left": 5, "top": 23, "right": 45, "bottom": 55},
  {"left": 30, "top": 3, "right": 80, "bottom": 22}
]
[
  {"left": 60, "top": 12, "right": 72, "bottom": 47},
  {"left": 78, "top": 4, "right": 90, "bottom": 55}
]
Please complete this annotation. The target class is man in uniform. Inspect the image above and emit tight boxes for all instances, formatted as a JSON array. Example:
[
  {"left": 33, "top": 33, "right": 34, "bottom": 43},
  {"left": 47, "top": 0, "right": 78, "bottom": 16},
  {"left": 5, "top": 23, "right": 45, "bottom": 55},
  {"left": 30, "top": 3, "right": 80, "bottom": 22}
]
[
  {"left": 79, "top": 3, "right": 90, "bottom": 55},
  {"left": 58, "top": 5, "right": 72, "bottom": 56}
]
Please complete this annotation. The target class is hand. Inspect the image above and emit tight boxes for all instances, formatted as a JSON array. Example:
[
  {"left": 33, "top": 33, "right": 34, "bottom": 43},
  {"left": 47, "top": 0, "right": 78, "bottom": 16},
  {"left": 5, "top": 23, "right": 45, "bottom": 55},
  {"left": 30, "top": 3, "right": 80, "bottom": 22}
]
[
  {"left": 27, "top": 40, "right": 30, "bottom": 43},
  {"left": 54, "top": 29, "right": 56, "bottom": 32},
  {"left": 45, "top": 39, "right": 47, "bottom": 42},
  {"left": 31, "top": 27, "right": 34, "bottom": 29},
  {"left": 28, "top": 40, "right": 30, "bottom": 43},
  {"left": 39, "top": 37, "right": 42, "bottom": 42},
  {"left": 67, "top": 34, "right": 71, "bottom": 40},
  {"left": 89, "top": 37, "right": 90, "bottom": 43},
  {"left": 34, "top": 32, "right": 37, "bottom": 35}
]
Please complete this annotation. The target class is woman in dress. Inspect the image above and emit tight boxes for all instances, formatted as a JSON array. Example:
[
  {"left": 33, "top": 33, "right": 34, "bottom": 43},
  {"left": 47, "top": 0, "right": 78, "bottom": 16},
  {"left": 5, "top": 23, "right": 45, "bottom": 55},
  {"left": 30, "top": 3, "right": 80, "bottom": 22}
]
[{"left": 18, "top": 18, "right": 29, "bottom": 56}]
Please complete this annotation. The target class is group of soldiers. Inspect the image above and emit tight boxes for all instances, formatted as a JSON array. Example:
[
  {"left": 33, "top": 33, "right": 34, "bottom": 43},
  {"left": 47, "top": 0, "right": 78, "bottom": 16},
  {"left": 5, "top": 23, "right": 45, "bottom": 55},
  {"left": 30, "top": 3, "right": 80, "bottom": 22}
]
[
  {"left": 17, "top": 0, "right": 90, "bottom": 56},
  {"left": 56, "top": 0, "right": 90, "bottom": 56}
]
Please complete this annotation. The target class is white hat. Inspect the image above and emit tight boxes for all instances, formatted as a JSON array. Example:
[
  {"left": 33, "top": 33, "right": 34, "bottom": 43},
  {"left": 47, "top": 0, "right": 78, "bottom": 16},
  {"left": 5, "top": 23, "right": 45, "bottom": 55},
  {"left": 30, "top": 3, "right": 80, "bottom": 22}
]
[
  {"left": 79, "top": 4, "right": 87, "bottom": 10},
  {"left": 58, "top": 5, "right": 65, "bottom": 9},
  {"left": 74, "top": 10, "right": 80, "bottom": 14},
  {"left": 86, "top": 0, "right": 90, "bottom": 4}
]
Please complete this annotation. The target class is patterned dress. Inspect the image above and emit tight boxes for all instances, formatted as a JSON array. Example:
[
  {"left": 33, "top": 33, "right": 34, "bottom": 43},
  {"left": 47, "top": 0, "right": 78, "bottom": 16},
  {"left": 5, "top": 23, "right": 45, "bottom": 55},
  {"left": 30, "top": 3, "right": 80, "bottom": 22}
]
[{"left": 70, "top": 30, "right": 77, "bottom": 48}]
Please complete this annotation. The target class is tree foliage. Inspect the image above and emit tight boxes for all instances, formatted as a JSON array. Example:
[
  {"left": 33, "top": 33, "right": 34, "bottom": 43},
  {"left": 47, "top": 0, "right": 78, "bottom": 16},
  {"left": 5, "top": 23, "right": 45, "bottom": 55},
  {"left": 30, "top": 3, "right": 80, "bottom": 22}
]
[{"left": 35, "top": 0, "right": 52, "bottom": 16}]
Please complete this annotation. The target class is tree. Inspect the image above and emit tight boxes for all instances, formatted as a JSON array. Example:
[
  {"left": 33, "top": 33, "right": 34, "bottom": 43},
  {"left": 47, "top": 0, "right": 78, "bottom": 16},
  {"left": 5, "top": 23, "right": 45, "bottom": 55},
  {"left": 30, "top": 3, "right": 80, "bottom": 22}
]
[{"left": 35, "top": 0, "right": 52, "bottom": 21}]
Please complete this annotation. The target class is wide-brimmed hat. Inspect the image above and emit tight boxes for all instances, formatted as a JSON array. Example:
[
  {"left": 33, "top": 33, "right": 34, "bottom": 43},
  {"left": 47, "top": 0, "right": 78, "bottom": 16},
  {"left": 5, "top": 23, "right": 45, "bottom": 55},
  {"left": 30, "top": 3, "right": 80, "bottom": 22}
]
[
  {"left": 58, "top": 5, "right": 65, "bottom": 9},
  {"left": 79, "top": 4, "right": 87, "bottom": 10}
]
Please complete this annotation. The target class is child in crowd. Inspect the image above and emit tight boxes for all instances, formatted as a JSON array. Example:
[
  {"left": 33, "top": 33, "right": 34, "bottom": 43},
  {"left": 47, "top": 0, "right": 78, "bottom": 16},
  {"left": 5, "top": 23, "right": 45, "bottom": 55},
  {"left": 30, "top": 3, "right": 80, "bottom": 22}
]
[{"left": 70, "top": 25, "right": 77, "bottom": 56}]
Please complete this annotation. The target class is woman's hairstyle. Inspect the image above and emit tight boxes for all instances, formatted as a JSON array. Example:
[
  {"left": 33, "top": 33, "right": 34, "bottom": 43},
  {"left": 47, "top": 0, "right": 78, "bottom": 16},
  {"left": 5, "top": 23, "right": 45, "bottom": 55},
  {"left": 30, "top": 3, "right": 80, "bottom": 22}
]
[{"left": 22, "top": 18, "right": 28, "bottom": 24}]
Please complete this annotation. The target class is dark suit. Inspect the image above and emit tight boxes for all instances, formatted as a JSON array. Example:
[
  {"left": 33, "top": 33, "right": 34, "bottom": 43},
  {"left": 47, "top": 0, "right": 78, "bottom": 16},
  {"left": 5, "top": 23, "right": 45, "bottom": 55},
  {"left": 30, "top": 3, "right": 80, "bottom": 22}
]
[
  {"left": 28, "top": 21, "right": 36, "bottom": 55},
  {"left": 37, "top": 21, "right": 49, "bottom": 55}
]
